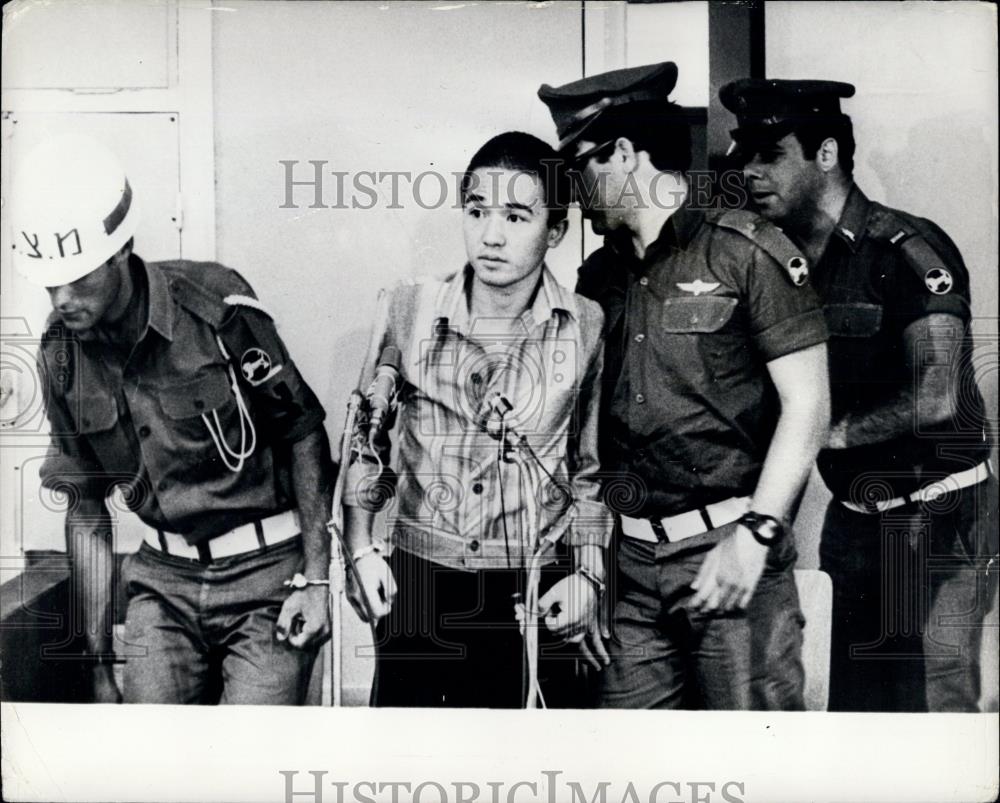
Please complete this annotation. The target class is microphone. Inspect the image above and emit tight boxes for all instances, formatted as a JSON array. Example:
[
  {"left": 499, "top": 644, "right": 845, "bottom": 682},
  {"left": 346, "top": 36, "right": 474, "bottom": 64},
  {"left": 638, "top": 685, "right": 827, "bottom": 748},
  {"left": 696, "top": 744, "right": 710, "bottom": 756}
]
[{"left": 365, "top": 345, "right": 402, "bottom": 440}]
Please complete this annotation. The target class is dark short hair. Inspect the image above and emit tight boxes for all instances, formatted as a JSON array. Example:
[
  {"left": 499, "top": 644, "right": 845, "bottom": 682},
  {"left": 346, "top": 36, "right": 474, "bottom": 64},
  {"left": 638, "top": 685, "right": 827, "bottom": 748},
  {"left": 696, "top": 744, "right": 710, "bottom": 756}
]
[
  {"left": 584, "top": 100, "right": 692, "bottom": 173},
  {"left": 461, "top": 131, "right": 569, "bottom": 226},
  {"left": 791, "top": 113, "right": 855, "bottom": 176}
]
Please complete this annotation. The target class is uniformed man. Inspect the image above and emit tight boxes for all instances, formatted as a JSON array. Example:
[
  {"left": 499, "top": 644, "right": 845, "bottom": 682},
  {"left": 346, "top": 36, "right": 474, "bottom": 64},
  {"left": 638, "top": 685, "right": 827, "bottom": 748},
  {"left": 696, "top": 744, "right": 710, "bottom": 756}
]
[
  {"left": 720, "top": 78, "right": 997, "bottom": 712},
  {"left": 537, "top": 62, "right": 831, "bottom": 709},
  {"left": 13, "top": 134, "right": 333, "bottom": 704}
]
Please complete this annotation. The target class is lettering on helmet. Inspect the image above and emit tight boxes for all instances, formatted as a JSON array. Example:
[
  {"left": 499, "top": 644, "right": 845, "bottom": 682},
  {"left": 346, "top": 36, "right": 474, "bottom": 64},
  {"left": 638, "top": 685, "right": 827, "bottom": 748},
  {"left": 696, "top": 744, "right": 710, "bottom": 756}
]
[{"left": 19, "top": 228, "right": 83, "bottom": 260}]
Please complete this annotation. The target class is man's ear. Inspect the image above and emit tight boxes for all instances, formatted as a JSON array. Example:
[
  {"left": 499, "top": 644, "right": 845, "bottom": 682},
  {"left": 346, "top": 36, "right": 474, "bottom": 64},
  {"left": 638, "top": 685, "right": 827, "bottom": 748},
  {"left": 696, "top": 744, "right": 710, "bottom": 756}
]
[
  {"left": 546, "top": 217, "right": 569, "bottom": 249},
  {"left": 817, "top": 137, "right": 839, "bottom": 173},
  {"left": 614, "top": 137, "right": 639, "bottom": 173},
  {"left": 111, "top": 237, "right": 133, "bottom": 268}
]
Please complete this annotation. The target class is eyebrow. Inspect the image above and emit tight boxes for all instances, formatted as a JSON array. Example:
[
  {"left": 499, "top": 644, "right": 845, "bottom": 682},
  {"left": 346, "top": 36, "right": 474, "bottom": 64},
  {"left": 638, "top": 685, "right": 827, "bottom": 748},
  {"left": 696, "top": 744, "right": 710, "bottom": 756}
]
[{"left": 464, "top": 193, "right": 538, "bottom": 214}]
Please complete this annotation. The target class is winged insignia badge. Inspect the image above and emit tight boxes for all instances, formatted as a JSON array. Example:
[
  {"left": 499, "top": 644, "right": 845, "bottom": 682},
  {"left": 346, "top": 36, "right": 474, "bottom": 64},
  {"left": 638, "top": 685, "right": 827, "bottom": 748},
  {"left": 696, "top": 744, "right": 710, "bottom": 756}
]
[{"left": 676, "top": 279, "right": 721, "bottom": 296}]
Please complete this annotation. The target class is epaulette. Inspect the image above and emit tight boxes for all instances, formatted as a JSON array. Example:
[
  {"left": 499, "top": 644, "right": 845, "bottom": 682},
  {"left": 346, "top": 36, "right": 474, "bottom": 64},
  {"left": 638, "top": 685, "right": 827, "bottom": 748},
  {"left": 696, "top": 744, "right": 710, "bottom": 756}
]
[
  {"left": 161, "top": 262, "right": 272, "bottom": 326},
  {"left": 708, "top": 209, "right": 810, "bottom": 286},
  {"left": 866, "top": 207, "right": 956, "bottom": 292},
  {"left": 166, "top": 273, "right": 228, "bottom": 327}
]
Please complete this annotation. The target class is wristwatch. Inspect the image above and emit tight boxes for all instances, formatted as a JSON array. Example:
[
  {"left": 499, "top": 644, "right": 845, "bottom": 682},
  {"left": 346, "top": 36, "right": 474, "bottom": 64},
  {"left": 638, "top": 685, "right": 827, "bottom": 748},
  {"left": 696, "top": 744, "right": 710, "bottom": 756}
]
[{"left": 738, "top": 512, "right": 786, "bottom": 547}]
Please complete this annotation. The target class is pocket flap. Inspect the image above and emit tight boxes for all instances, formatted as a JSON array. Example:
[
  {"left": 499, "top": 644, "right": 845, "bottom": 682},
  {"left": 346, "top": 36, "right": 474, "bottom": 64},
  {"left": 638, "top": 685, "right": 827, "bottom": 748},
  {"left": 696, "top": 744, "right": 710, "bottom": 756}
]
[
  {"left": 159, "top": 369, "right": 233, "bottom": 419},
  {"left": 824, "top": 303, "right": 882, "bottom": 338},
  {"left": 76, "top": 393, "right": 119, "bottom": 433},
  {"left": 661, "top": 296, "right": 738, "bottom": 333}
]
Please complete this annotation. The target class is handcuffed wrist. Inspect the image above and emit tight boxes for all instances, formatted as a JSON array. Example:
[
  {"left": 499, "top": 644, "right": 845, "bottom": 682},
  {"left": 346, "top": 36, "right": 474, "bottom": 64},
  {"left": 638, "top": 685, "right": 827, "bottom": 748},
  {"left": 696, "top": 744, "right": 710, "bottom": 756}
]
[{"left": 351, "top": 542, "right": 384, "bottom": 563}]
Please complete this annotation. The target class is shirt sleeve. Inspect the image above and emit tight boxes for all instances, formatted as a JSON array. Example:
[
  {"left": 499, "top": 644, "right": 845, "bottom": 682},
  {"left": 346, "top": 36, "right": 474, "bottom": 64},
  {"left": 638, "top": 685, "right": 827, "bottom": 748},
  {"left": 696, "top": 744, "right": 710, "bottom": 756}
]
[
  {"left": 888, "top": 223, "right": 972, "bottom": 328},
  {"left": 216, "top": 287, "right": 326, "bottom": 446},
  {"left": 745, "top": 243, "right": 829, "bottom": 362},
  {"left": 341, "top": 286, "right": 399, "bottom": 511},
  {"left": 564, "top": 306, "right": 614, "bottom": 548},
  {"left": 36, "top": 346, "right": 111, "bottom": 500}
]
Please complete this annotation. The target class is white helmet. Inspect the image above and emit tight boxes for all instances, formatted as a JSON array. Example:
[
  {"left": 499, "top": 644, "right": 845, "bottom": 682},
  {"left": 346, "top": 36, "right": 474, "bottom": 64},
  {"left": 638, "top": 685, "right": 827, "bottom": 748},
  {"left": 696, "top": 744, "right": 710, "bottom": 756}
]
[{"left": 10, "top": 134, "right": 141, "bottom": 288}]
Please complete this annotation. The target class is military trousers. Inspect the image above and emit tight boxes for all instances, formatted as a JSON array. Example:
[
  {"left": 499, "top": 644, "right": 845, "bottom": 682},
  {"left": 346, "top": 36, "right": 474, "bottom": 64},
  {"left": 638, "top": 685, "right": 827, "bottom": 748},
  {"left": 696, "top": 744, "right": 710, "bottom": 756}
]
[
  {"left": 121, "top": 536, "right": 318, "bottom": 704},
  {"left": 820, "top": 474, "right": 998, "bottom": 712},
  {"left": 599, "top": 521, "right": 805, "bottom": 710}
]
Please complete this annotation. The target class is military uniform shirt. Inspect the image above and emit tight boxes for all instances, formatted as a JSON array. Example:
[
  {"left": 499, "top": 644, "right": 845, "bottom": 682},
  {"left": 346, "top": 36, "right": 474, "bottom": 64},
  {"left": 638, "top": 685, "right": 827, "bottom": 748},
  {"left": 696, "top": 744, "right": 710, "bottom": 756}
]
[
  {"left": 37, "top": 256, "right": 326, "bottom": 543},
  {"left": 812, "top": 184, "right": 990, "bottom": 500},
  {"left": 577, "top": 204, "right": 828, "bottom": 518}
]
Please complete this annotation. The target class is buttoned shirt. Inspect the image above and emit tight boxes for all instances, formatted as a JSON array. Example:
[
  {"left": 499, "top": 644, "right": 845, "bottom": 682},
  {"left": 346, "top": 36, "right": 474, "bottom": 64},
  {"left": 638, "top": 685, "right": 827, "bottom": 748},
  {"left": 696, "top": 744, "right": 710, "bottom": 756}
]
[
  {"left": 812, "top": 184, "right": 990, "bottom": 499},
  {"left": 37, "top": 256, "right": 326, "bottom": 542},
  {"left": 343, "top": 266, "right": 612, "bottom": 571},
  {"left": 577, "top": 204, "right": 828, "bottom": 518}
]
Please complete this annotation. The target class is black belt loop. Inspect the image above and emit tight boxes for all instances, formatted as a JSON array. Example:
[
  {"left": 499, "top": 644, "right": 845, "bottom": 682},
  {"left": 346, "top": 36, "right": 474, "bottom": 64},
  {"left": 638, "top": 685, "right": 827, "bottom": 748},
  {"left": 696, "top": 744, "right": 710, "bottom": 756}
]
[
  {"left": 697, "top": 507, "right": 714, "bottom": 531},
  {"left": 196, "top": 542, "right": 213, "bottom": 564},
  {"left": 253, "top": 520, "right": 266, "bottom": 549},
  {"left": 649, "top": 518, "right": 669, "bottom": 543},
  {"left": 157, "top": 529, "right": 169, "bottom": 553}
]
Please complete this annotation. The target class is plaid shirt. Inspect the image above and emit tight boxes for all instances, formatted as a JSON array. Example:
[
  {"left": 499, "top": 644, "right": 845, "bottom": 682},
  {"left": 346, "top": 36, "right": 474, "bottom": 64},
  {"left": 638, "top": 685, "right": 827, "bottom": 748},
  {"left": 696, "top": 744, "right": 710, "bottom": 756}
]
[{"left": 343, "top": 266, "right": 612, "bottom": 570}]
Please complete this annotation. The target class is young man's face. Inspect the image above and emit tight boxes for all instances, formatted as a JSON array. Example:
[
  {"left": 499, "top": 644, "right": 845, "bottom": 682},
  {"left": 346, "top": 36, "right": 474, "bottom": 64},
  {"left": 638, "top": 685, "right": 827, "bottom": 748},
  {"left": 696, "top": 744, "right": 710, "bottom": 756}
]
[
  {"left": 741, "top": 132, "right": 823, "bottom": 225},
  {"left": 46, "top": 257, "right": 124, "bottom": 333},
  {"left": 462, "top": 167, "right": 565, "bottom": 290}
]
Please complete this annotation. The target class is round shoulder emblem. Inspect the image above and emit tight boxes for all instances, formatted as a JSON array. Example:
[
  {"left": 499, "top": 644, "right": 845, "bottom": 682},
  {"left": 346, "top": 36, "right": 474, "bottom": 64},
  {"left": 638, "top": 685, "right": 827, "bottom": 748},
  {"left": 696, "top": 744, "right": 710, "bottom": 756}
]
[
  {"left": 787, "top": 256, "right": 809, "bottom": 287},
  {"left": 924, "top": 267, "right": 953, "bottom": 295},
  {"left": 241, "top": 347, "right": 274, "bottom": 385}
]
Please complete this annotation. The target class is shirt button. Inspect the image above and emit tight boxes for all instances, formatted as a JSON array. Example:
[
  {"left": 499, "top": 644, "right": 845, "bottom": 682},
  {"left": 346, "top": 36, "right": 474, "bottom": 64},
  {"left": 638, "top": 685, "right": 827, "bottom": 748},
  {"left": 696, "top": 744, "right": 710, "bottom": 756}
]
[
  {"left": 138, "top": 425, "right": 151, "bottom": 438},
  {"left": 635, "top": 393, "right": 645, "bottom": 404},
  {"left": 194, "top": 399, "right": 205, "bottom": 410},
  {"left": 156, "top": 479, "right": 168, "bottom": 492},
  {"left": 468, "top": 539, "right": 480, "bottom": 552},
  {"left": 634, "top": 333, "right": 646, "bottom": 343},
  {"left": 639, "top": 277, "right": 649, "bottom": 287},
  {"left": 472, "top": 482, "right": 483, "bottom": 494}
]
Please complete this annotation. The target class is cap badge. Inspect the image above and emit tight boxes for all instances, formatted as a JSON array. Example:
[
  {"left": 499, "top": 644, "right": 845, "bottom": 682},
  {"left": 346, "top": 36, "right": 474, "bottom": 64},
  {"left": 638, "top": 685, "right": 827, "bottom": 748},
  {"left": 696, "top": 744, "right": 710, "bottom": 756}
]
[{"left": 924, "top": 268, "right": 953, "bottom": 295}]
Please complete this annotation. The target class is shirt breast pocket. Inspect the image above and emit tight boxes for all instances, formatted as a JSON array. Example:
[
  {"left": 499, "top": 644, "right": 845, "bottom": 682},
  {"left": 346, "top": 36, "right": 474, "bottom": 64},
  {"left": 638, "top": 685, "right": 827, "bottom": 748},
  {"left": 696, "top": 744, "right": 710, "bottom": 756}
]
[
  {"left": 655, "top": 295, "right": 745, "bottom": 385},
  {"left": 660, "top": 296, "right": 739, "bottom": 333},
  {"left": 71, "top": 389, "right": 121, "bottom": 468},
  {"left": 158, "top": 367, "right": 247, "bottom": 472}
]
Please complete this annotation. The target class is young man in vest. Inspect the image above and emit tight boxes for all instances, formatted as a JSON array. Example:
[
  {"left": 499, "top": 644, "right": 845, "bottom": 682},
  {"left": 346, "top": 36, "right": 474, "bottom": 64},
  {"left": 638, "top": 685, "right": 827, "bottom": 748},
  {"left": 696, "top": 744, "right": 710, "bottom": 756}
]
[{"left": 342, "top": 132, "right": 612, "bottom": 707}]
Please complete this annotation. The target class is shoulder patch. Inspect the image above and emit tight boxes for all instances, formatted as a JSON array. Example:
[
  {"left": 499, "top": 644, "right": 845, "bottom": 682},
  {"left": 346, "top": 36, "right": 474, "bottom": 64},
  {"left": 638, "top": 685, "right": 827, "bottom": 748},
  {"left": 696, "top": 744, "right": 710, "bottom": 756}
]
[
  {"left": 866, "top": 207, "right": 955, "bottom": 293},
  {"left": 711, "top": 209, "right": 810, "bottom": 286}
]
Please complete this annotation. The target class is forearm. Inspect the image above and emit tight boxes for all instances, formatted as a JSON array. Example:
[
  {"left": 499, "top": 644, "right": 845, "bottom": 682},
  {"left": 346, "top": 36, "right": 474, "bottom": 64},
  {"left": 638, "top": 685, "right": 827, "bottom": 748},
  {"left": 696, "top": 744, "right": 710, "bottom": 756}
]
[
  {"left": 291, "top": 428, "right": 334, "bottom": 578},
  {"left": 830, "top": 315, "right": 962, "bottom": 449},
  {"left": 67, "top": 510, "right": 115, "bottom": 656},
  {"left": 755, "top": 346, "right": 831, "bottom": 521},
  {"left": 343, "top": 506, "right": 377, "bottom": 555},
  {"left": 754, "top": 403, "right": 826, "bottom": 521},
  {"left": 829, "top": 395, "right": 914, "bottom": 448},
  {"left": 573, "top": 544, "right": 605, "bottom": 579}
]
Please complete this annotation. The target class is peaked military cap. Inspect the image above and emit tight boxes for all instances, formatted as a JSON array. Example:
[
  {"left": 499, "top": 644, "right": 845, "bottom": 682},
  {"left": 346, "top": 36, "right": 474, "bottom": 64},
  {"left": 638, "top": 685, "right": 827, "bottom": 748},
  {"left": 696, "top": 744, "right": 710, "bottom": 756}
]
[
  {"left": 719, "top": 78, "right": 855, "bottom": 154},
  {"left": 538, "top": 61, "right": 678, "bottom": 151}
]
